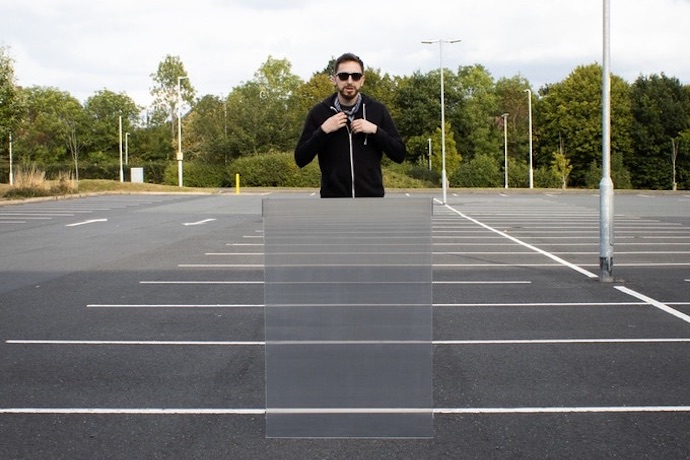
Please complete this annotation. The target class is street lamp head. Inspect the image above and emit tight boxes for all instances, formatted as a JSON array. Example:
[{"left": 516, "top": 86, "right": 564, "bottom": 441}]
[{"left": 421, "top": 39, "right": 461, "bottom": 44}]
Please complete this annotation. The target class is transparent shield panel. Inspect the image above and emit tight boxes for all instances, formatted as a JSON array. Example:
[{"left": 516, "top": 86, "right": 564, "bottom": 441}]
[{"left": 263, "top": 198, "right": 433, "bottom": 438}]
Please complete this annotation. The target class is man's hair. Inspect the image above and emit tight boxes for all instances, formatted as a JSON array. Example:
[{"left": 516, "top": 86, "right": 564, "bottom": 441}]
[{"left": 334, "top": 53, "right": 364, "bottom": 74}]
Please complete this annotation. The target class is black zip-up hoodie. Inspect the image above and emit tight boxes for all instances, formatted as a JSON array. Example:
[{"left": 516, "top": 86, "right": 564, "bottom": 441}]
[{"left": 294, "top": 93, "right": 406, "bottom": 198}]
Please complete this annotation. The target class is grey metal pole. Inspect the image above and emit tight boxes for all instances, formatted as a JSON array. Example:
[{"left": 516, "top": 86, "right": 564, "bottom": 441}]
[
  {"left": 177, "top": 76, "right": 187, "bottom": 188},
  {"left": 525, "top": 89, "right": 534, "bottom": 189},
  {"left": 599, "top": 0, "right": 614, "bottom": 282},
  {"left": 422, "top": 39, "right": 460, "bottom": 204},
  {"left": 8, "top": 131, "right": 13, "bottom": 186},
  {"left": 428, "top": 137, "right": 432, "bottom": 170},
  {"left": 118, "top": 115, "right": 124, "bottom": 182},
  {"left": 503, "top": 113, "right": 509, "bottom": 189},
  {"left": 439, "top": 40, "right": 448, "bottom": 204}
]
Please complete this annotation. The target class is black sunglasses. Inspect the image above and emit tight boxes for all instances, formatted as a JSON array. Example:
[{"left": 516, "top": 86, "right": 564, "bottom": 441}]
[{"left": 335, "top": 72, "right": 363, "bottom": 82}]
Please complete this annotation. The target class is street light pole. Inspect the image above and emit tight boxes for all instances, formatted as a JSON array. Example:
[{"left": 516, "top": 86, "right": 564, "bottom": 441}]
[
  {"left": 599, "top": 0, "right": 614, "bottom": 282},
  {"left": 502, "top": 113, "right": 509, "bottom": 189},
  {"left": 125, "top": 132, "right": 130, "bottom": 165},
  {"left": 118, "top": 115, "right": 124, "bottom": 182},
  {"left": 8, "top": 131, "right": 13, "bottom": 186},
  {"left": 177, "top": 76, "right": 188, "bottom": 188},
  {"left": 428, "top": 137, "right": 432, "bottom": 170},
  {"left": 525, "top": 89, "right": 534, "bottom": 189},
  {"left": 422, "top": 38, "right": 460, "bottom": 205}
]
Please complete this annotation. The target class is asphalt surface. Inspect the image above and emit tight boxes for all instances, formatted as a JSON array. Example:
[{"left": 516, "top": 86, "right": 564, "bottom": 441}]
[{"left": 1, "top": 190, "right": 689, "bottom": 459}]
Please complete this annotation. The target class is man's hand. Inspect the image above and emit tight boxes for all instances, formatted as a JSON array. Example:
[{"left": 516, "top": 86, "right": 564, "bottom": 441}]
[
  {"left": 321, "top": 112, "right": 348, "bottom": 134},
  {"left": 351, "top": 119, "right": 377, "bottom": 135}
]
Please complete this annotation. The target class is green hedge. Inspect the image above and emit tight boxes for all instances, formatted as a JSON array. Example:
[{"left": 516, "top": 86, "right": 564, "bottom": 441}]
[
  {"left": 228, "top": 152, "right": 321, "bottom": 187},
  {"left": 162, "top": 161, "right": 229, "bottom": 187}
]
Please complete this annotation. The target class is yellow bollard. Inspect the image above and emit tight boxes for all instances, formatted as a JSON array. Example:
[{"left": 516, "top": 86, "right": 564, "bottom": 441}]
[{"left": 235, "top": 173, "right": 240, "bottom": 194}]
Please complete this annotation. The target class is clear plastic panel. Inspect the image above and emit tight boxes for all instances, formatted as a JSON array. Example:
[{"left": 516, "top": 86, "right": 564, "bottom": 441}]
[{"left": 263, "top": 198, "right": 433, "bottom": 438}]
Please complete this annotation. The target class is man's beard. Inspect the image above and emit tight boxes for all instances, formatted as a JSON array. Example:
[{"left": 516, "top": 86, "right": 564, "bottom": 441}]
[{"left": 339, "top": 86, "right": 359, "bottom": 102}]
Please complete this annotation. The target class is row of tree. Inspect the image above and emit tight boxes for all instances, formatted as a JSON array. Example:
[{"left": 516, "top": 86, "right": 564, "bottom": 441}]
[{"left": 1, "top": 48, "right": 689, "bottom": 189}]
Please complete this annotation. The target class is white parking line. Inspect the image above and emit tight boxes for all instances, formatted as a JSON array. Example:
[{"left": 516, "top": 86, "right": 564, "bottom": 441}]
[
  {"left": 1, "top": 406, "right": 688, "bottom": 415},
  {"left": 615, "top": 286, "right": 690, "bottom": 324},
  {"left": 140, "top": 281, "right": 264, "bottom": 285},
  {"left": 9, "top": 338, "right": 690, "bottom": 346},
  {"left": 87, "top": 304, "right": 262, "bottom": 308},
  {"left": 183, "top": 218, "right": 217, "bottom": 226},
  {"left": 65, "top": 218, "right": 108, "bottom": 227}
]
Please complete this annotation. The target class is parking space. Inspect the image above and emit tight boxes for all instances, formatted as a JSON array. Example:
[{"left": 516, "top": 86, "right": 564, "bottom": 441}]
[{"left": 1, "top": 191, "right": 689, "bottom": 458}]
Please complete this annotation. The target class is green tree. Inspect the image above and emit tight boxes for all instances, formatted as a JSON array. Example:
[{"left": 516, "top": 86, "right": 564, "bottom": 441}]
[
  {"left": 496, "top": 75, "right": 534, "bottom": 176},
  {"left": 83, "top": 90, "right": 140, "bottom": 161},
  {"left": 551, "top": 151, "right": 573, "bottom": 190},
  {"left": 224, "top": 56, "right": 303, "bottom": 157},
  {"left": 395, "top": 71, "right": 444, "bottom": 140},
  {"left": 292, "top": 72, "right": 333, "bottom": 122},
  {"left": 451, "top": 65, "right": 499, "bottom": 161},
  {"left": 14, "top": 86, "right": 84, "bottom": 168},
  {"left": 185, "top": 94, "right": 230, "bottom": 164},
  {"left": 452, "top": 153, "right": 502, "bottom": 188},
  {"left": 361, "top": 68, "right": 399, "bottom": 117},
  {"left": 537, "top": 64, "right": 633, "bottom": 186},
  {"left": 0, "top": 46, "right": 23, "bottom": 148},
  {"left": 629, "top": 74, "right": 690, "bottom": 189},
  {"left": 150, "top": 55, "right": 196, "bottom": 140}
]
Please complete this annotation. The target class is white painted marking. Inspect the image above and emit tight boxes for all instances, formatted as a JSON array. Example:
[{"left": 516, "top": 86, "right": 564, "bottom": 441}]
[
  {"left": 267, "top": 408, "right": 429, "bottom": 415},
  {"left": 0, "top": 217, "right": 51, "bottom": 220},
  {"left": 7, "top": 340, "right": 263, "bottom": 346},
  {"left": 434, "top": 406, "right": 690, "bottom": 414},
  {"left": 1, "top": 406, "right": 688, "bottom": 416},
  {"left": 178, "top": 264, "right": 264, "bottom": 268},
  {"left": 434, "top": 281, "right": 531, "bottom": 285},
  {"left": 444, "top": 204, "right": 598, "bottom": 279},
  {"left": 434, "top": 338, "right": 690, "bottom": 345},
  {"left": 65, "top": 218, "right": 108, "bottom": 227},
  {"left": 87, "top": 304, "right": 262, "bottom": 308},
  {"left": 8, "top": 338, "right": 690, "bottom": 346},
  {"left": 205, "top": 253, "right": 264, "bottom": 256},
  {"left": 435, "top": 302, "right": 645, "bottom": 307},
  {"left": 615, "top": 286, "right": 690, "bottom": 324},
  {"left": 0, "top": 408, "right": 264, "bottom": 415},
  {"left": 183, "top": 218, "right": 216, "bottom": 226},
  {"left": 140, "top": 281, "right": 263, "bottom": 285}
]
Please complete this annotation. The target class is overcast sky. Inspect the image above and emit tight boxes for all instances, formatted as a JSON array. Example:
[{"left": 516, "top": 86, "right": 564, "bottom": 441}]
[{"left": 1, "top": 0, "right": 689, "bottom": 106}]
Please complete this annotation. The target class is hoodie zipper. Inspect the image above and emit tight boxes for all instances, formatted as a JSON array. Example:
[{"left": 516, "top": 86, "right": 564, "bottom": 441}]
[{"left": 331, "top": 105, "right": 357, "bottom": 198}]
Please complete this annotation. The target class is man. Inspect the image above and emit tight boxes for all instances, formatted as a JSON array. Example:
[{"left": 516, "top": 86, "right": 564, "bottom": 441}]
[{"left": 294, "top": 53, "right": 406, "bottom": 198}]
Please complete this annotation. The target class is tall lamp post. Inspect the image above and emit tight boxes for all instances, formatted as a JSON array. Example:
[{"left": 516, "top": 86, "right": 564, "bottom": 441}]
[
  {"left": 8, "top": 131, "right": 13, "bottom": 186},
  {"left": 525, "top": 89, "right": 534, "bottom": 189},
  {"left": 177, "top": 76, "right": 188, "bottom": 188},
  {"left": 422, "top": 38, "right": 460, "bottom": 205},
  {"left": 502, "top": 113, "right": 509, "bottom": 189},
  {"left": 125, "top": 132, "right": 130, "bottom": 165},
  {"left": 599, "top": 0, "right": 614, "bottom": 282},
  {"left": 118, "top": 115, "right": 124, "bottom": 182}
]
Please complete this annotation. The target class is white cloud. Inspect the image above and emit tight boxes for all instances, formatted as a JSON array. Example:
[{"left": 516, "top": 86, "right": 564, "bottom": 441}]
[{"left": 1, "top": 0, "right": 689, "bottom": 107}]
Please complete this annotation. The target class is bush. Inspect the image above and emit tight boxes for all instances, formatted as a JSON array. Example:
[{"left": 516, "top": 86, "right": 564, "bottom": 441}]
[
  {"left": 229, "top": 152, "right": 320, "bottom": 187},
  {"left": 534, "top": 166, "right": 562, "bottom": 188},
  {"left": 401, "top": 164, "right": 441, "bottom": 187},
  {"left": 163, "top": 161, "right": 228, "bottom": 187},
  {"left": 452, "top": 154, "right": 502, "bottom": 187},
  {"left": 1, "top": 164, "right": 76, "bottom": 199}
]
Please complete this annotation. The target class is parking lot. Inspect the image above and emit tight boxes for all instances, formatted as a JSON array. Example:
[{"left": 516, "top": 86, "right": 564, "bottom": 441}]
[{"left": 1, "top": 190, "right": 689, "bottom": 459}]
